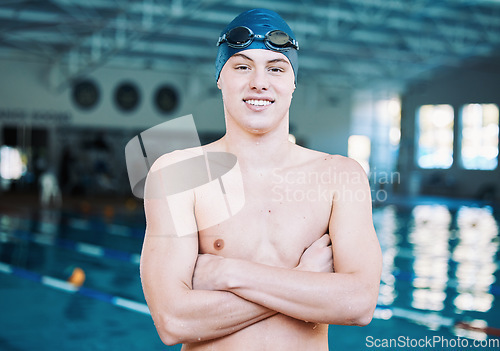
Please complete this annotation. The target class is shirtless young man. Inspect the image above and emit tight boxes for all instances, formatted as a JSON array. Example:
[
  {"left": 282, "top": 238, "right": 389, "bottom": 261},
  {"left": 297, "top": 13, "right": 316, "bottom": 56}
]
[{"left": 140, "top": 8, "right": 382, "bottom": 350}]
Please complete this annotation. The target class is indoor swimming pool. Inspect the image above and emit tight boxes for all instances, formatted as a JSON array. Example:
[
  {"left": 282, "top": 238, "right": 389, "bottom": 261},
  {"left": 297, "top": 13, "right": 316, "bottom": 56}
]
[{"left": 0, "top": 197, "right": 499, "bottom": 350}]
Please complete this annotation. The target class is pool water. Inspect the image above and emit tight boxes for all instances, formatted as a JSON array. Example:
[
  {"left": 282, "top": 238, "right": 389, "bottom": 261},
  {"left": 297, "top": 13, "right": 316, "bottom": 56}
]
[{"left": 0, "top": 197, "right": 499, "bottom": 350}]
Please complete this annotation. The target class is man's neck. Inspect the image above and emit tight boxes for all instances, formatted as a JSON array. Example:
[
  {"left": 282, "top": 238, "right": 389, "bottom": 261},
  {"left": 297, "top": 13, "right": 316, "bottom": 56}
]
[{"left": 220, "top": 127, "right": 291, "bottom": 173}]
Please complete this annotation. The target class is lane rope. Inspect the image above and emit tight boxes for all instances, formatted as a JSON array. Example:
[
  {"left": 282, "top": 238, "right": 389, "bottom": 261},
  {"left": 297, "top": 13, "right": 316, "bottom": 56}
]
[
  {"left": 3, "top": 229, "right": 141, "bottom": 265},
  {"left": 0, "top": 261, "right": 150, "bottom": 315}
]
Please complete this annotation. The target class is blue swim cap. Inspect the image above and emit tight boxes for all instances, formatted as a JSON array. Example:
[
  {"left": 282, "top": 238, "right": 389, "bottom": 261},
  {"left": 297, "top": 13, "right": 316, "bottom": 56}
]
[{"left": 215, "top": 8, "right": 299, "bottom": 83}]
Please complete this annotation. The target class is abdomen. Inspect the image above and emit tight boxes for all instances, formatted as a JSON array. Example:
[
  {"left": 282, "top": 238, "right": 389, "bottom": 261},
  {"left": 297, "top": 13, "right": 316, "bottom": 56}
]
[{"left": 183, "top": 315, "right": 328, "bottom": 351}]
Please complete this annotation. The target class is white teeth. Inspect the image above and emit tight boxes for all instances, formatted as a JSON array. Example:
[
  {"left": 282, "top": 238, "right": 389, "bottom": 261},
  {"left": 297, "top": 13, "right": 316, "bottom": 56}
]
[{"left": 245, "top": 99, "right": 273, "bottom": 106}]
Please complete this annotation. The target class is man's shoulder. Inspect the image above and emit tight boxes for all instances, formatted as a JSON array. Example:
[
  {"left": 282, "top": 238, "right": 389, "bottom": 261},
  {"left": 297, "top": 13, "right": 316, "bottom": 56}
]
[
  {"left": 291, "top": 144, "right": 360, "bottom": 170},
  {"left": 149, "top": 146, "right": 204, "bottom": 172},
  {"left": 321, "top": 154, "right": 367, "bottom": 179},
  {"left": 145, "top": 146, "right": 203, "bottom": 200},
  {"left": 291, "top": 146, "right": 368, "bottom": 186},
  {"left": 324, "top": 154, "right": 364, "bottom": 173}
]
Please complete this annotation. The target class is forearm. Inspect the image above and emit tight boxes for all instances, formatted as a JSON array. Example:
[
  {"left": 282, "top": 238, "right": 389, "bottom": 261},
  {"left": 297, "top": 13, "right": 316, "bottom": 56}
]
[
  {"left": 219, "top": 258, "right": 378, "bottom": 326},
  {"left": 155, "top": 287, "right": 276, "bottom": 345}
]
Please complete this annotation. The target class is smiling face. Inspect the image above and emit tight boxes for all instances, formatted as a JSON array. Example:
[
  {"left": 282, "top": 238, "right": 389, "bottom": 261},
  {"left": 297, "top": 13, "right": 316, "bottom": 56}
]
[{"left": 217, "top": 49, "right": 296, "bottom": 136}]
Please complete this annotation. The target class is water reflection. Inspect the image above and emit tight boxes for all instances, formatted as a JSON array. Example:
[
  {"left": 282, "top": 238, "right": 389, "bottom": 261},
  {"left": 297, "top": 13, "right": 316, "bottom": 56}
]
[
  {"left": 0, "top": 209, "right": 59, "bottom": 271},
  {"left": 453, "top": 206, "right": 498, "bottom": 313},
  {"left": 409, "top": 205, "right": 451, "bottom": 312},
  {"left": 374, "top": 206, "right": 399, "bottom": 306},
  {"left": 38, "top": 208, "right": 61, "bottom": 235}
]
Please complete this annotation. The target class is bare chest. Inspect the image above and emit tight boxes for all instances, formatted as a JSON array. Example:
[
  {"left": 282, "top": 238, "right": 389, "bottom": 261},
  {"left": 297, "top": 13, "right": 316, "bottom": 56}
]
[{"left": 194, "top": 171, "right": 332, "bottom": 268}]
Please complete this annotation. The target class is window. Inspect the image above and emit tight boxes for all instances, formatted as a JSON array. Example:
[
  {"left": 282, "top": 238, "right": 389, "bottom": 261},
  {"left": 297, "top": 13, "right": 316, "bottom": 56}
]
[
  {"left": 348, "top": 135, "right": 371, "bottom": 173},
  {"left": 461, "top": 103, "right": 499, "bottom": 170},
  {"left": 417, "top": 104, "right": 454, "bottom": 169},
  {"left": 0, "top": 145, "right": 26, "bottom": 180}
]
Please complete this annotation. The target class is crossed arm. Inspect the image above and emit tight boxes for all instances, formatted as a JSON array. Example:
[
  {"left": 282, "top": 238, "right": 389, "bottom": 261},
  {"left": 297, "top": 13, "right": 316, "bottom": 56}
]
[{"left": 140, "top": 156, "right": 382, "bottom": 346}]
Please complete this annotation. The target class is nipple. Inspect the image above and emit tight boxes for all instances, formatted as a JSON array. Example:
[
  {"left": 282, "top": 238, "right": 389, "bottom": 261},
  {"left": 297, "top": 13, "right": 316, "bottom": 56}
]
[{"left": 214, "top": 239, "right": 224, "bottom": 250}]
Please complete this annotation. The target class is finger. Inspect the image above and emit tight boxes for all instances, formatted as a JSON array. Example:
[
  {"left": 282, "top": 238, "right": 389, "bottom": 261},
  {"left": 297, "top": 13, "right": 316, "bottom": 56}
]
[
  {"left": 324, "top": 233, "right": 331, "bottom": 245},
  {"left": 317, "top": 233, "right": 331, "bottom": 247},
  {"left": 310, "top": 234, "right": 329, "bottom": 246}
]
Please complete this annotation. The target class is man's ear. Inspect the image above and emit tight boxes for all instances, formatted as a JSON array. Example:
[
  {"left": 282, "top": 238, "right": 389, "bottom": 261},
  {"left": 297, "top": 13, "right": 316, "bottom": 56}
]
[{"left": 217, "top": 79, "right": 222, "bottom": 90}]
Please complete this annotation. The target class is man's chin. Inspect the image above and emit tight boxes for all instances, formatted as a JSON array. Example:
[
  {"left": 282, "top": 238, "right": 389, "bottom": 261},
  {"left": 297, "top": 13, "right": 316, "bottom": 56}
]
[{"left": 243, "top": 121, "right": 277, "bottom": 135}]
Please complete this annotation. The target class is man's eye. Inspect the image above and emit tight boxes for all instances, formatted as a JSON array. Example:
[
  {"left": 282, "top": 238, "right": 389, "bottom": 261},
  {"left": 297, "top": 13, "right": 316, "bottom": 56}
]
[
  {"left": 235, "top": 65, "right": 249, "bottom": 70},
  {"left": 269, "top": 67, "right": 284, "bottom": 73}
]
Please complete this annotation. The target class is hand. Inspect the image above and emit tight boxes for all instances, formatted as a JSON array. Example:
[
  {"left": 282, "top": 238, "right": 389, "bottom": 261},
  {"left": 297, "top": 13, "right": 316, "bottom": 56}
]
[
  {"left": 296, "top": 234, "right": 333, "bottom": 273},
  {"left": 192, "top": 253, "right": 225, "bottom": 291}
]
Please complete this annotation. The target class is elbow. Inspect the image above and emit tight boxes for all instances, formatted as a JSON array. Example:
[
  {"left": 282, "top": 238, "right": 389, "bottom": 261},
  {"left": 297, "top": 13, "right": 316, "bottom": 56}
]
[
  {"left": 332, "top": 291, "right": 376, "bottom": 327},
  {"left": 350, "top": 278, "right": 380, "bottom": 327},
  {"left": 351, "top": 296, "right": 377, "bottom": 327},
  {"left": 338, "top": 307, "right": 373, "bottom": 327},
  {"left": 353, "top": 310, "right": 374, "bottom": 327},
  {"left": 157, "top": 319, "right": 181, "bottom": 346},
  {"left": 155, "top": 313, "right": 189, "bottom": 346},
  {"left": 158, "top": 329, "right": 181, "bottom": 347},
  {"left": 159, "top": 333, "right": 179, "bottom": 347},
  {"left": 323, "top": 300, "right": 375, "bottom": 327}
]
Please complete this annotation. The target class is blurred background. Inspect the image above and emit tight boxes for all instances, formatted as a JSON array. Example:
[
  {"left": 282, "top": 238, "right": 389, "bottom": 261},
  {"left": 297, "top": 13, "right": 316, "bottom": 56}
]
[{"left": 0, "top": 0, "right": 499, "bottom": 350}]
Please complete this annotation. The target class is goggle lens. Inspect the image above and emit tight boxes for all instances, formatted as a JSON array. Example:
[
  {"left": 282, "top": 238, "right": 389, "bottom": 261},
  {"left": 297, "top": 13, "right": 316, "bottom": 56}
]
[
  {"left": 266, "top": 30, "right": 290, "bottom": 47},
  {"left": 226, "top": 26, "right": 253, "bottom": 46}
]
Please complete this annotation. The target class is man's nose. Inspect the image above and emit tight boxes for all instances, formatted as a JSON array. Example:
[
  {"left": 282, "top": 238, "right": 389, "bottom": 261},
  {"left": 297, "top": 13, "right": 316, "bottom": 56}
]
[{"left": 249, "top": 68, "right": 269, "bottom": 91}]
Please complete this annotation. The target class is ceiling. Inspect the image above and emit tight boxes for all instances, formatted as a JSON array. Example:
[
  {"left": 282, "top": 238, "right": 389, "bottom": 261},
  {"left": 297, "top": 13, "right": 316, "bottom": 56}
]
[{"left": 1, "top": 0, "right": 500, "bottom": 92}]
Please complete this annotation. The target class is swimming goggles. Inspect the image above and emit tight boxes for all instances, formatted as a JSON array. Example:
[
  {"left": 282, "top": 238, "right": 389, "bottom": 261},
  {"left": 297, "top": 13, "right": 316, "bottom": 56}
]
[{"left": 217, "top": 26, "right": 299, "bottom": 51}]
